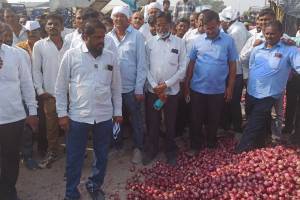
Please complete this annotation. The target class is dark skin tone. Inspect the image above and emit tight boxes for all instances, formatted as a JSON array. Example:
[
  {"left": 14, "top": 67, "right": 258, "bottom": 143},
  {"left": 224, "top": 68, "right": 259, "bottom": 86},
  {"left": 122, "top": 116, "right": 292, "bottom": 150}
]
[
  {"left": 39, "top": 18, "right": 64, "bottom": 101},
  {"left": 0, "top": 23, "right": 39, "bottom": 132},
  {"left": 4, "top": 10, "right": 22, "bottom": 37},
  {"left": 58, "top": 27, "right": 123, "bottom": 132},
  {"left": 264, "top": 25, "right": 283, "bottom": 48},
  {"left": 184, "top": 19, "right": 236, "bottom": 102}
]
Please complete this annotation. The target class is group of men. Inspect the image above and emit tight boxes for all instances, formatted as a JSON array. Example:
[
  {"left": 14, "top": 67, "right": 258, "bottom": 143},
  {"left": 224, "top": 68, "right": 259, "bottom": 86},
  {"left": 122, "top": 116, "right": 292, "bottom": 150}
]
[{"left": 0, "top": 1, "right": 300, "bottom": 199}]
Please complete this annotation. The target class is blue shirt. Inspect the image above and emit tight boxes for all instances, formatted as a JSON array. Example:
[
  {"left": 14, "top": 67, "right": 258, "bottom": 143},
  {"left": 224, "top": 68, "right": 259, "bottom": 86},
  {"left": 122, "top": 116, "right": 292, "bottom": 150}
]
[
  {"left": 108, "top": 25, "right": 147, "bottom": 94},
  {"left": 248, "top": 42, "right": 300, "bottom": 99},
  {"left": 189, "top": 32, "right": 238, "bottom": 94}
]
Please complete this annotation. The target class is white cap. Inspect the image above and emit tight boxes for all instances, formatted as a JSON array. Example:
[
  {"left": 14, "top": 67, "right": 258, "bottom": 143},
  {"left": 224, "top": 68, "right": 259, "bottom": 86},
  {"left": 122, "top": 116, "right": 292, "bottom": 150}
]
[
  {"left": 24, "top": 20, "right": 40, "bottom": 31},
  {"left": 219, "top": 7, "right": 239, "bottom": 22},
  {"left": 111, "top": 6, "right": 131, "bottom": 19},
  {"left": 148, "top": 2, "right": 163, "bottom": 11}
]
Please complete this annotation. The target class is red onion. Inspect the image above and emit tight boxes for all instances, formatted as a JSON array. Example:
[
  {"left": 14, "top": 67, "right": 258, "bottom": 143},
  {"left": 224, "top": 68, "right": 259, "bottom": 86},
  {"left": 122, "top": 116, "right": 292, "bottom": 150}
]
[{"left": 126, "top": 138, "right": 300, "bottom": 200}]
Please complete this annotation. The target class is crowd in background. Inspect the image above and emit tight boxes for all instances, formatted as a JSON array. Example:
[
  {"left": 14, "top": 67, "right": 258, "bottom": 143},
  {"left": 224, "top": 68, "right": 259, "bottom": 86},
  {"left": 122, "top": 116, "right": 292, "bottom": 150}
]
[{"left": 0, "top": 0, "right": 300, "bottom": 199}]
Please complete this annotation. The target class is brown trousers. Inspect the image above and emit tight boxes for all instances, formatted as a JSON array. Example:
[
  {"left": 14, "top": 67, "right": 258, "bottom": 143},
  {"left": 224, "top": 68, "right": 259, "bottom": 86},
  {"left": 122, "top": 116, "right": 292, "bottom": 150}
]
[{"left": 43, "top": 97, "right": 60, "bottom": 154}]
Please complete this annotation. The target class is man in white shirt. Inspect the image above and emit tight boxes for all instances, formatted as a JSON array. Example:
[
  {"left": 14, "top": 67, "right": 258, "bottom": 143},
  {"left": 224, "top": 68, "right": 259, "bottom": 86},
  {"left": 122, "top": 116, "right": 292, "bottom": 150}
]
[
  {"left": 144, "top": 12, "right": 187, "bottom": 166},
  {"left": 3, "top": 8, "right": 28, "bottom": 45},
  {"left": 0, "top": 22, "right": 38, "bottom": 200},
  {"left": 2, "top": 22, "right": 40, "bottom": 170},
  {"left": 131, "top": 11, "right": 144, "bottom": 30},
  {"left": 55, "top": 20, "right": 122, "bottom": 200},
  {"left": 64, "top": 8, "right": 83, "bottom": 48},
  {"left": 219, "top": 7, "right": 250, "bottom": 133},
  {"left": 108, "top": 6, "right": 147, "bottom": 164},
  {"left": 32, "top": 13, "right": 70, "bottom": 169},
  {"left": 249, "top": 15, "right": 261, "bottom": 37}
]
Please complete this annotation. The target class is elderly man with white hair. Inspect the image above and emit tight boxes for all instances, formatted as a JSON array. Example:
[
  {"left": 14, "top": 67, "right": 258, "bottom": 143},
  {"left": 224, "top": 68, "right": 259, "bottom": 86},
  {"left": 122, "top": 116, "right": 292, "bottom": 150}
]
[
  {"left": 107, "top": 6, "right": 147, "bottom": 164},
  {"left": 219, "top": 7, "right": 250, "bottom": 134},
  {"left": 139, "top": 2, "right": 163, "bottom": 40}
]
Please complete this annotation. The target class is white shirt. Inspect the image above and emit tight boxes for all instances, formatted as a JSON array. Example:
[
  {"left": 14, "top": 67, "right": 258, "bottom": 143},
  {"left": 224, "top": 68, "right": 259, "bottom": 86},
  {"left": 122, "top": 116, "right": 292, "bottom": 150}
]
[
  {"left": 249, "top": 28, "right": 260, "bottom": 36},
  {"left": 146, "top": 34, "right": 187, "bottom": 95},
  {"left": 32, "top": 37, "right": 70, "bottom": 96},
  {"left": 183, "top": 28, "right": 203, "bottom": 56},
  {"left": 55, "top": 43, "right": 122, "bottom": 124},
  {"left": 296, "top": 30, "right": 300, "bottom": 37},
  {"left": 61, "top": 27, "right": 74, "bottom": 39},
  {"left": 0, "top": 44, "right": 37, "bottom": 124},
  {"left": 67, "top": 30, "right": 118, "bottom": 55},
  {"left": 13, "top": 26, "right": 28, "bottom": 46},
  {"left": 139, "top": 23, "right": 154, "bottom": 42},
  {"left": 227, "top": 21, "right": 251, "bottom": 75}
]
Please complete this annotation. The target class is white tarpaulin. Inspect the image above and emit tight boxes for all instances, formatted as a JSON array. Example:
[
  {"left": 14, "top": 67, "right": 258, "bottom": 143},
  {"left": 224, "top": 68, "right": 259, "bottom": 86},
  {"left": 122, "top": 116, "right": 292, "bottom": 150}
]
[{"left": 50, "top": 0, "right": 95, "bottom": 11}]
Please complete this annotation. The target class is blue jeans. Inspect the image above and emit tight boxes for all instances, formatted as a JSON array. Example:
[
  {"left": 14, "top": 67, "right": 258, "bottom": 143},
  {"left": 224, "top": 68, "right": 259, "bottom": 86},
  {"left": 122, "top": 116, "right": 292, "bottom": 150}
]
[
  {"left": 65, "top": 120, "right": 112, "bottom": 199},
  {"left": 115, "top": 92, "right": 144, "bottom": 150},
  {"left": 236, "top": 94, "right": 276, "bottom": 152}
]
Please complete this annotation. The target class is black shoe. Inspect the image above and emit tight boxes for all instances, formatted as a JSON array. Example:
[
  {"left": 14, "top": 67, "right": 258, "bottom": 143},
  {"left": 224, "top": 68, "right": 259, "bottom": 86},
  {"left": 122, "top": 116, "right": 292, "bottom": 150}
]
[{"left": 87, "top": 189, "right": 105, "bottom": 200}]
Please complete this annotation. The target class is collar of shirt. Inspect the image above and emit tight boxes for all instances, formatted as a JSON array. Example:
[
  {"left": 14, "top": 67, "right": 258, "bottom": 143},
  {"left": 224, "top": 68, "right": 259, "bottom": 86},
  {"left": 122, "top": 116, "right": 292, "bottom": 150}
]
[
  {"left": 258, "top": 41, "right": 283, "bottom": 50},
  {"left": 112, "top": 25, "right": 134, "bottom": 36},
  {"left": 204, "top": 31, "right": 223, "bottom": 41}
]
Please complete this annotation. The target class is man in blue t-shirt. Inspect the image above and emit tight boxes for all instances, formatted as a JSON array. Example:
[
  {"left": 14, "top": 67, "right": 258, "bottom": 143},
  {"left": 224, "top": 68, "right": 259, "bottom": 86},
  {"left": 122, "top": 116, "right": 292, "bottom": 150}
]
[
  {"left": 236, "top": 21, "right": 300, "bottom": 153},
  {"left": 184, "top": 9, "right": 238, "bottom": 151}
]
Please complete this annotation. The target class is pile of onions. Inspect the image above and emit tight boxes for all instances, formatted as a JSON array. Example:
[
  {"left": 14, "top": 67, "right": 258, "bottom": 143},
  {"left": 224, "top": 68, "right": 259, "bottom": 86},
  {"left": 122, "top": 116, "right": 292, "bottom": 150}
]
[{"left": 126, "top": 138, "right": 300, "bottom": 200}]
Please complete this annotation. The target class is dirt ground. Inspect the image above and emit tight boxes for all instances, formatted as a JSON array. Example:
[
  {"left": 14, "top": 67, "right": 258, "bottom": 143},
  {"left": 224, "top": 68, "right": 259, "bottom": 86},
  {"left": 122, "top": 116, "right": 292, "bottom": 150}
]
[
  {"left": 17, "top": 135, "right": 172, "bottom": 200},
  {"left": 17, "top": 138, "right": 139, "bottom": 200}
]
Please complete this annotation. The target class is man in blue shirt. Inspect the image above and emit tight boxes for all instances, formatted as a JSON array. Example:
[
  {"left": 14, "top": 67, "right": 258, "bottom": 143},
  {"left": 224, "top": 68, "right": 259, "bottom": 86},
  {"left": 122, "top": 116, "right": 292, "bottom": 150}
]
[
  {"left": 108, "top": 6, "right": 147, "bottom": 164},
  {"left": 184, "top": 9, "right": 238, "bottom": 151},
  {"left": 236, "top": 21, "right": 300, "bottom": 153}
]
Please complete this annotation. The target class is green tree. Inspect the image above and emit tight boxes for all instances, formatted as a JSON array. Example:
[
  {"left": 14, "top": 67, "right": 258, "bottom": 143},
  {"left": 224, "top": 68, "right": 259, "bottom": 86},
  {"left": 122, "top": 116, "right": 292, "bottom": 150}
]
[{"left": 198, "top": 0, "right": 226, "bottom": 13}]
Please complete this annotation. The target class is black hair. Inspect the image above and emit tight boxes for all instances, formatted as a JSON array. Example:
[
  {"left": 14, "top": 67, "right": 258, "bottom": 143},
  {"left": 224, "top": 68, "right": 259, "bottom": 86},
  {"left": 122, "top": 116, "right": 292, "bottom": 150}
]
[
  {"left": 148, "top": 15, "right": 156, "bottom": 26},
  {"left": 156, "top": 11, "right": 172, "bottom": 24},
  {"left": 266, "top": 20, "right": 283, "bottom": 33},
  {"left": 46, "top": 13, "right": 64, "bottom": 25},
  {"left": 202, "top": 9, "right": 219, "bottom": 24},
  {"left": 163, "top": 0, "right": 170, "bottom": 5},
  {"left": 190, "top": 12, "right": 200, "bottom": 19},
  {"left": 258, "top": 8, "right": 276, "bottom": 18},
  {"left": 83, "top": 19, "right": 106, "bottom": 36},
  {"left": 176, "top": 18, "right": 190, "bottom": 26},
  {"left": 82, "top": 8, "right": 99, "bottom": 21}
]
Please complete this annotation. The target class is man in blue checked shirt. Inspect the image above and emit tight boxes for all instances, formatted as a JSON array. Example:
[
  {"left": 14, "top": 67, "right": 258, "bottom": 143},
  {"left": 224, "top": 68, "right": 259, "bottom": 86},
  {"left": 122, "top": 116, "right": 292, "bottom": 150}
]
[
  {"left": 184, "top": 10, "right": 238, "bottom": 152},
  {"left": 107, "top": 6, "right": 147, "bottom": 164},
  {"left": 236, "top": 21, "right": 300, "bottom": 153}
]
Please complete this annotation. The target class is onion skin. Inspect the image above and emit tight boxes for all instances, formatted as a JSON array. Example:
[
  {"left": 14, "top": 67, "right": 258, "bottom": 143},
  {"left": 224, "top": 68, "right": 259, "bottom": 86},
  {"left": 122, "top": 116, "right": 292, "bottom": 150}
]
[{"left": 126, "top": 138, "right": 300, "bottom": 200}]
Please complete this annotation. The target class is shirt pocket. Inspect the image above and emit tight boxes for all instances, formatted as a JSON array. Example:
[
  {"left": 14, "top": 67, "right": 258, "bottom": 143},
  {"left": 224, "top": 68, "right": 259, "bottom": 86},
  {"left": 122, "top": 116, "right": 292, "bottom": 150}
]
[
  {"left": 169, "top": 51, "right": 179, "bottom": 65},
  {"left": 268, "top": 54, "right": 281, "bottom": 70},
  {"left": 96, "top": 69, "right": 112, "bottom": 86}
]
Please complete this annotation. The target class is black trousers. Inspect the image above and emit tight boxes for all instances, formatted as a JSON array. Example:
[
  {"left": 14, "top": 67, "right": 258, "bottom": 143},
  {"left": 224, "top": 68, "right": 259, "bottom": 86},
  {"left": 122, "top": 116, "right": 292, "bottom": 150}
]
[
  {"left": 221, "top": 74, "right": 244, "bottom": 132},
  {"left": 285, "top": 74, "right": 300, "bottom": 134},
  {"left": 0, "top": 119, "right": 24, "bottom": 199},
  {"left": 146, "top": 92, "right": 178, "bottom": 156},
  {"left": 236, "top": 94, "right": 276, "bottom": 152},
  {"left": 190, "top": 90, "right": 224, "bottom": 148}
]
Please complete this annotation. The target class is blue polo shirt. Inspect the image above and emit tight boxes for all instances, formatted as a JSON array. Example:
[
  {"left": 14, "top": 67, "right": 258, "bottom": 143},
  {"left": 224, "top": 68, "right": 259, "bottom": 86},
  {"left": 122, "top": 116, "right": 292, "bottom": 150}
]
[
  {"left": 248, "top": 41, "right": 300, "bottom": 99},
  {"left": 189, "top": 32, "right": 238, "bottom": 94}
]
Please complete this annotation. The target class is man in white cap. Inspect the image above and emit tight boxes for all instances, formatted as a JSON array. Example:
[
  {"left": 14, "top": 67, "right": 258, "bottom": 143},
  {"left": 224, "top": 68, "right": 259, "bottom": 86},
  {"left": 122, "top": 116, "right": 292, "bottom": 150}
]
[
  {"left": 139, "top": 2, "right": 163, "bottom": 40},
  {"left": 219, "top": 7, "right": 250, "bottom": 134},
  {"left": 108, "top": 6, "right": 147, "bottom": 164},
  {"left": 17, "top": 20, "right": 41, "bottom": 56}
]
